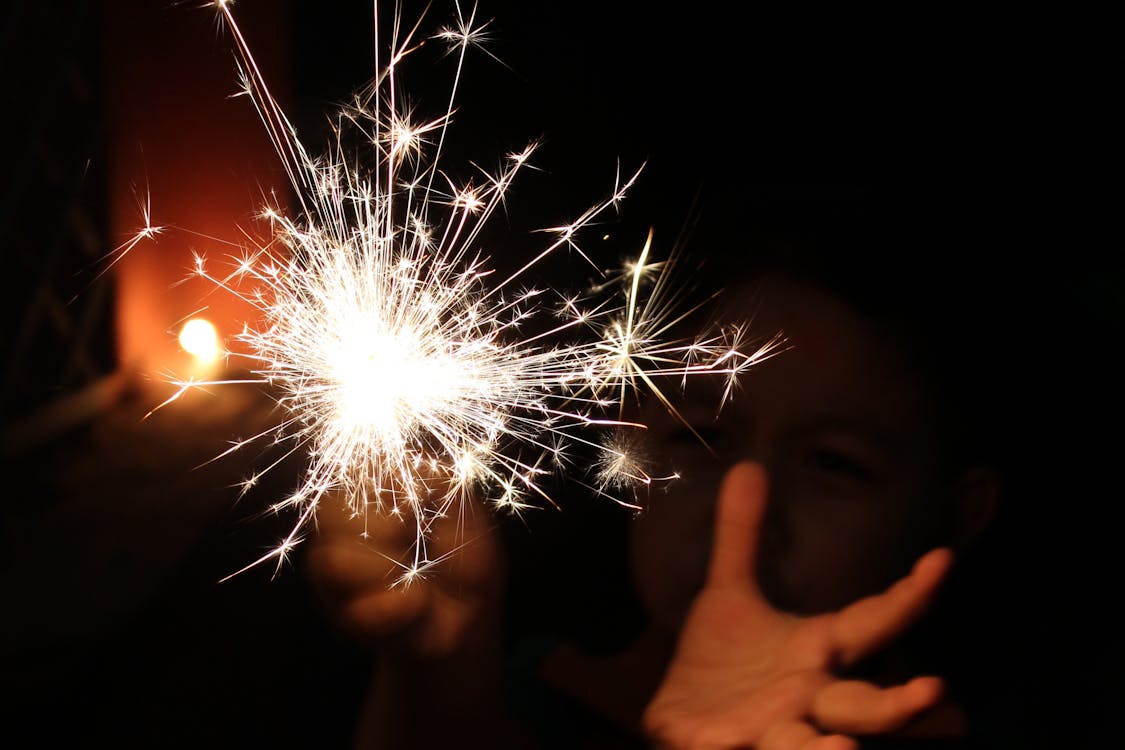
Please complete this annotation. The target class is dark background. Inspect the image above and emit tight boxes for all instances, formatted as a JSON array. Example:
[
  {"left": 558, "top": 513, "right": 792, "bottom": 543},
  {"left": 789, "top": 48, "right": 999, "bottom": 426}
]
[{"left": 1, "top": 1, "right": 1118, "bottom": 747}]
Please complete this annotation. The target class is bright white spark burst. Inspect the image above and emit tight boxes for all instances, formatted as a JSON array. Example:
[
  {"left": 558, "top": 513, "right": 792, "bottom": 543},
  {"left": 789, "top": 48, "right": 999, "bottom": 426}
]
[{"left": 129, "top": 1, "right": 784, "bottom": 582}]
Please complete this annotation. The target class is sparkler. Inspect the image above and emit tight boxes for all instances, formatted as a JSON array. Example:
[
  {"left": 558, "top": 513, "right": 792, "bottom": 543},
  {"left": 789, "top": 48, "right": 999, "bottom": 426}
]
[{"left": 123, "top": 1, "right": 784, "bottom": 582}]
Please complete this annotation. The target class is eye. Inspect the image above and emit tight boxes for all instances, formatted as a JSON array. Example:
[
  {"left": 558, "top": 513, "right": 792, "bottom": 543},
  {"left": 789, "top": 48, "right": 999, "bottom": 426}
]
[
  {"left": 659, "top": 421, "right": 740, "bottom": 466},
  {"left": 805, "top": 448, "right": 873, "bottom": 481}
]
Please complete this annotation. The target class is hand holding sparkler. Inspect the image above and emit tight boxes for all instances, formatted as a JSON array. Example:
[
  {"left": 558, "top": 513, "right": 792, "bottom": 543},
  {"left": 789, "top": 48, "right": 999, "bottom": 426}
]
[
  {"left": 643, "top": 463, "right": 960, "bottom": 750},
  {"left": 307, "top": 488, "right": 504, "bottom": 660},
  {"left": 307, "top": 489, "right": 526, "bottom": 747}
]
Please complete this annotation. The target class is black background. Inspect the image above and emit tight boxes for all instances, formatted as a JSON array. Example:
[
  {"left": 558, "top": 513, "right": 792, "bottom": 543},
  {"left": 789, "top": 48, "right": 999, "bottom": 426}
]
[{"left": 2, "top": 1, "right": 1119, "bottom": 747}]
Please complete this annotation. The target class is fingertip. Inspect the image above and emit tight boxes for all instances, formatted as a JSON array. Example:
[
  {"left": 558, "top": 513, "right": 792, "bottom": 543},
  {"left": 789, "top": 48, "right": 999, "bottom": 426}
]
[
  {"left": 721, "top": 460, "right": 766, "bottom": 495},
  {"left": 911, "top": 547, "right": 955, "bottom": 591},
  {"left": 902, "top": 675, "right": 945, "bottom": 711},
  {"left": 341, "top": 582, "right": 429, "bottom": 638},
  {"left": 917, "top": 546, "right": 954, "bottom": 573},
  {"left": 715, "top": 461, "right": 768, "bottom": 533},
  {"left": 308, "top": 536, "right": 396, "bottom": 586},
  {"left": 707, "top": 461, "right": 769, "bottom": 587},
  {"left": 814, "top": 735, "right": 859, "bottom": 750}
]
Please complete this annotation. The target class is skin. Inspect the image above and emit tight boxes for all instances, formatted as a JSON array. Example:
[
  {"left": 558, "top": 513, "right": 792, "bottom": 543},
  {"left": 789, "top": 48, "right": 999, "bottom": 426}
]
[
  {"left": 634, "top": 272, "right": 997, "bottom": 748},
  {"left": 304, "top": 271, "right": 998, "bottom": 748},
  {"left": 306, "top": 492, "right": 524, "bottom": 749},
  {"left": 641, "top": 462, "right": 956, "bottom": 750},
  {"left": 632, "top": 273, "right": 960, "bottom": 630}
]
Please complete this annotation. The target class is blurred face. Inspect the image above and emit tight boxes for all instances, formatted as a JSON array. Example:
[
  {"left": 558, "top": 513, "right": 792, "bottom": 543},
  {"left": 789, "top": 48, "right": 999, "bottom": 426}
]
[{"left": 630, "top": 273, "right": 953, "bottom": 631}]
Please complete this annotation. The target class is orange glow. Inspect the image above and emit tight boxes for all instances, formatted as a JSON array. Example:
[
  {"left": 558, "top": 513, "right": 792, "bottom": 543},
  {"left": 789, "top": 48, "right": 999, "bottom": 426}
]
[
  {"left": 102, "top": 0, "right": 291, "bottom": 377},
  {"left": 178, "top": 318, "right": 221, "bottom": 363}
]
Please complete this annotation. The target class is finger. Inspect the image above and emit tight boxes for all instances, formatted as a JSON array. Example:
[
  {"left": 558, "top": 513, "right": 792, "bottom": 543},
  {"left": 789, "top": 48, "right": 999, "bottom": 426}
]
[
  {"left": 316, "top": 494, "right": 418, "bottom": 549},
  {"left": 812, "top": 676, "right": 944, "bottom": 735},
  {"left": 706, "top": 461, "right": 768, "bottom": 589},
  {"left": 807, "top": 736, "right": 858, "bottom": 750},
  {"left": 830, "top": 547, "right": 954, "bottom": 665},
  {"left": 336, "top": 582, "right": 430, "bottom": 641},
  {"left": 809, "top": 737, "right": 859, "bottom": 750},
  {"left": 315, "top": 493, "right": 370, "bottom": 533},
  {"left": 433, "top": 528, "right": 503, "bottom": 589},
  {"left": 760, "top": 721, "right": 858, "bottom": 750},
  {"left": 429, "top": 495, "right": 498, "bottom": 556},
  {"left": 306, "top": 539, "right": 399, "bottom": 598},
  {"left": 760, "top": 721, "right": 820, "bottom": 750}
]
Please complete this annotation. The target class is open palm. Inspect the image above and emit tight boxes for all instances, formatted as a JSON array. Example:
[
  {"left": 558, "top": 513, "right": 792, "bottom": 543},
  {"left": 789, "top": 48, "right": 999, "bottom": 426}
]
[{"left": 644, "top": 462, "right": 954, "bottom": 750}]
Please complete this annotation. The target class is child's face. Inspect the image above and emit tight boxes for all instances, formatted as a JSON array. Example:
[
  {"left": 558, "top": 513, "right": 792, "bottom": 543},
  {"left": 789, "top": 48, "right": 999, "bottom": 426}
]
[{"left": 631, "top": 273, "right": 952, "bottom": 631}]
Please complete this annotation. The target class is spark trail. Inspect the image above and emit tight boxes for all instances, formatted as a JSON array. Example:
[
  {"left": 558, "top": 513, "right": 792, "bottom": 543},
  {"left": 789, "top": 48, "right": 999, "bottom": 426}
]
[{"left": 130, "top": 1, "right": 783, "bottom": 581}]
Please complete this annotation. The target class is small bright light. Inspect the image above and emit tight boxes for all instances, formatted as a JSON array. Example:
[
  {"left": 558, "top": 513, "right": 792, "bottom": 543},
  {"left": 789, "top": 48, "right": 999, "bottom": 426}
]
[{"left": 179, "top": 318, "right": 221, "bottom": 362}]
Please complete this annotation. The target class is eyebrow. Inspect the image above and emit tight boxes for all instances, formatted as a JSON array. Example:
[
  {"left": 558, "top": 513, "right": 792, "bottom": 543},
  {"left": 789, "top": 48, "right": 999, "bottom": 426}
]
[{"left": 784, "top": 416, "right": 903, "bottom": 456}]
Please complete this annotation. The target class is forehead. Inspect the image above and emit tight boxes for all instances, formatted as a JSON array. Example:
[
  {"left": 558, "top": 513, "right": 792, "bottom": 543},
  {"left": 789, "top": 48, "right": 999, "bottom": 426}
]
[{"left": 716, "top": 273, "right": 936, "bottom": 437}]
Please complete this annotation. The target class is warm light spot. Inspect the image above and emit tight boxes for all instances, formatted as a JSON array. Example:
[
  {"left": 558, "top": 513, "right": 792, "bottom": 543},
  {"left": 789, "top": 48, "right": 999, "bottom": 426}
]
[{"left": 179, "top": 318, "right": 221, "bottom": 363}]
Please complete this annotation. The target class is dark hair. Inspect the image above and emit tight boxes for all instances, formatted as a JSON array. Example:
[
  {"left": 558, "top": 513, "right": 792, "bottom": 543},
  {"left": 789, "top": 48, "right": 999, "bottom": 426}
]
[
  {"left": 691, "top": 185, "right": 1051, "bottom": 742},
  {"left": 692, "top": 185, "right": 1015, "bottom": 475}
]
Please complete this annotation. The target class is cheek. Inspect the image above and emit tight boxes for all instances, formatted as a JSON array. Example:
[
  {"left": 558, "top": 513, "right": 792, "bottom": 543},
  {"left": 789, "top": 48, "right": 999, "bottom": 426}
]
[
  {"left": 628, "top": 473, "right": 721, "bottom": 633},
  {"left": 757, "top": 489, "right": 925, "bottom": 614}
]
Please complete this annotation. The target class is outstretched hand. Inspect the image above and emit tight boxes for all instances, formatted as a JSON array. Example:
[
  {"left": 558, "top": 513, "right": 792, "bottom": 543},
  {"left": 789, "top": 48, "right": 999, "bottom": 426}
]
[{"left": 643, "top": 462, "right": 955, "bottom": 750}]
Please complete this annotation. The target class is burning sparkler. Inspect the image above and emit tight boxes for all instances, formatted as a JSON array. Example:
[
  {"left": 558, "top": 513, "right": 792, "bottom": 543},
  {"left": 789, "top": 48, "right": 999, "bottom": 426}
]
[{"left": 122, "top": 1, "right": 783, "bottom": 582}]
